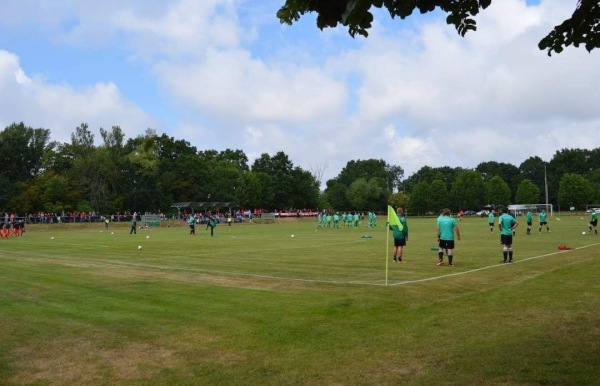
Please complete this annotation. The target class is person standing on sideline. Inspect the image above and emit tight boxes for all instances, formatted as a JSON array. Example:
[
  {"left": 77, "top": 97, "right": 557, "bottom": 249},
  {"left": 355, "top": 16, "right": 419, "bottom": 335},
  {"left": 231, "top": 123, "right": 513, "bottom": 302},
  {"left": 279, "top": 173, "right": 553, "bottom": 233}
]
[
  {"left": 498, "top": 208, "right": 519, "bottom": 263},
  {"left": 538, "top": 209, "right": 550, "bottom": 233},
  {"left": 436, "top": 208, "right": 461, "bottom": 267},
  {"left": 526, "top": 209, "right": 533, "bottom": 235},
  {"left": 589, "top": 210, "right": 598, "bottom": 235},
  {"left": 129, "top": 213, "right": 137, "bottom": 234},
  {"left": 390, "top": 207, "right": 409, "bottom": 263},
  {"left": 488, "top": 210, "right": 495, "bottom": 232}
]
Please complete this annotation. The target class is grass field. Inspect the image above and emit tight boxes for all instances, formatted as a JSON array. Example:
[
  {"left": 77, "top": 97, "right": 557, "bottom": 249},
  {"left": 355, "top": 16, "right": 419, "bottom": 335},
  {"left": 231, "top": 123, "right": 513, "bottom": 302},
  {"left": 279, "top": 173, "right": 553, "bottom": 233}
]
[{"left": 1, "top": 214, "right": 600, "bottom": 385}]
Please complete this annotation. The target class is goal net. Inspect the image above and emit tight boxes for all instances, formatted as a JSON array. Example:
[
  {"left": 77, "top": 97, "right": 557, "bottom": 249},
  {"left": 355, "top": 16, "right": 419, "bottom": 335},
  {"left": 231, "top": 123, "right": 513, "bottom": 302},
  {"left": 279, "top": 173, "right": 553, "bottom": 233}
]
[{"left": 141, "top": 214, "right": 161, "bottom": 227}]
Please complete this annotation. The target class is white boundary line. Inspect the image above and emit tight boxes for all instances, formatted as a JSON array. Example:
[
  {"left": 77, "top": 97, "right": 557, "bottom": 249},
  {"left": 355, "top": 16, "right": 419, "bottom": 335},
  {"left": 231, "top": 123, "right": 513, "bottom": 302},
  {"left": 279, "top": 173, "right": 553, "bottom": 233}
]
[
  {"left": 386, "top": 242, "right": 600, "bottom": 287},
  {"left": 1, "top": 242, "right": 599, "bottom": 287}
]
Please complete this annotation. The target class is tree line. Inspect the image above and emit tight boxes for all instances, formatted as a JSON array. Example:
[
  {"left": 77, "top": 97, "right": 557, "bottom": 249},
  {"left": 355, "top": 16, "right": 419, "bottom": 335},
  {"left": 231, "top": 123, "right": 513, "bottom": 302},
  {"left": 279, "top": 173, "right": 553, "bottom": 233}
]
[
  {"left": 388, "top": 151, "right": 600, "bottom": 215},
  {"left": 1, "top": 122, "right": 599, "bottom": 216}
]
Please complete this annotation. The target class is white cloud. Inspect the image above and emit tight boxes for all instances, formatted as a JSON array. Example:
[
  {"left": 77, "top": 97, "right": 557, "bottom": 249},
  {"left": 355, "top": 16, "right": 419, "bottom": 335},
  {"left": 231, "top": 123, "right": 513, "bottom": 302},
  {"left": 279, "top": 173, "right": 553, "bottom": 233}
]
[
  {"left": 0, "top": 50, "right": 157, "bottom": 143},
  {"left": 0, "top": 0, "right": 599, "bottom": 186}
]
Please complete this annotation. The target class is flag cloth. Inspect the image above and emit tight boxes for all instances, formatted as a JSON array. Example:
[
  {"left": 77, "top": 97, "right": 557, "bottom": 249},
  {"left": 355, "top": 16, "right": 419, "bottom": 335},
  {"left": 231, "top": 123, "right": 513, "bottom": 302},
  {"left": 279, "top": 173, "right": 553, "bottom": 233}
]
[{"left": 387, "top": 205, "right": 403, "bottom": 231}]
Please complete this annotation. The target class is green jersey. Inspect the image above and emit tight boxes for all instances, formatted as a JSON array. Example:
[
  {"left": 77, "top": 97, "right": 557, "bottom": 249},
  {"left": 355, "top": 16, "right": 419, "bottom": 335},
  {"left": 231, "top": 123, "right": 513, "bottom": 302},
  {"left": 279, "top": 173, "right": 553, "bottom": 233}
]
[
  {"left": 592, "top": 212, "right": 598, "bottom": 222},
  {"left": 488, "top": 212, "right": 495, "bottom": 223},
  {"left": 499, "top": 213, "right": 517, "bottom": 236},
  {"left": 437, "top": 216, "right": 457, "bottom": 240},
  {"left": 539, "top": 212, "right": 547, "bottom": 222},
  {"left": 526, "top": 211, "right": 533, "bottom": 222},
  {"left": 391, "top": 216, "right": 408, "bottom": 239}
]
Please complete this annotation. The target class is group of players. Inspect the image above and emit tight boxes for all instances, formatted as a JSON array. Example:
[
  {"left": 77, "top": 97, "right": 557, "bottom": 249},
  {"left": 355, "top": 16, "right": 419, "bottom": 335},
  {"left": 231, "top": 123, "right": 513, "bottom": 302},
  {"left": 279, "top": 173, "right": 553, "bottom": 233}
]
[
  {"left": 1, "top": 219, "right": 26, "bottom": 238},
  {"left": 316, "top": 211, "right": 378, "bottom": 229},
  {"left": 389, "top": 207, "right": 599, "bottom": 268}
]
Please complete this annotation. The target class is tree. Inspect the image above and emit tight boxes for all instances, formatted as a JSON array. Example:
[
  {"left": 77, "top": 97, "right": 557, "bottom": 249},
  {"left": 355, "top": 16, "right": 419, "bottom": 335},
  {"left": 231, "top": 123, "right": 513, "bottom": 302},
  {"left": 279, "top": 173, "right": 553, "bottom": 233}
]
[
  {"left": 333, "top": 159, "right": 398, "bottom": 187},
  {"left": 515, "top": 179, "right": 541, "bottom": 204},
  {"left": 251, "top": 151, "right": 319, "bottom": 209},
  {"left": 324, "top": 180, "right": 351, "bottom": 210},
  {"left": 388, "top": 191, "right": 409, "bottom": 210},
  {"left": 277, "top": 0, "right": 600, "bottom": 55},
  {"left": 324, "top": 159, "right": 402, "bottom": 208},
  {"left": 346, "top": 177, "right": 387, "bottom": 210},
  {"left": 450, "top": 170, "right": 485, "bottom": 211},
  {"left": 484, "top": 175, "right": 512, "bottom": 208},
  {"left": 0, "top": 122, "right": 52, "bottom": 210},
  {"left": 308, "top": 161, "right": 329, "bottom": 191},
  {"left": 518, "top": 156, "right": 546, "bottom": 192},
  {"left": 401, "top": 165, "right": 464, "bottom": 194},
  {"left": 408, "top": 181, "right": 431, "bottom": 215},
  {"left": 476, "top": 161, "right": 520, "bottom": 201},
  {"left": 538, "top": 0, "right": 600, "bottom": 56},
  {"left": 558, "top": 173, "right": 594, "bottom": 211},
  {"left": 429, "top": 179, "right": 450, "bottom": 211}
]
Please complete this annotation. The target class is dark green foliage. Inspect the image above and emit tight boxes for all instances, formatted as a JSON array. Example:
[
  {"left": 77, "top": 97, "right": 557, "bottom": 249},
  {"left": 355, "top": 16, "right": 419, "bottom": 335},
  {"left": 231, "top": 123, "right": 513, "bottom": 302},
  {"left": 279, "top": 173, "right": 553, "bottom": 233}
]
[{"left": 278, "top": 0, "right": 597, "bottom": 55}]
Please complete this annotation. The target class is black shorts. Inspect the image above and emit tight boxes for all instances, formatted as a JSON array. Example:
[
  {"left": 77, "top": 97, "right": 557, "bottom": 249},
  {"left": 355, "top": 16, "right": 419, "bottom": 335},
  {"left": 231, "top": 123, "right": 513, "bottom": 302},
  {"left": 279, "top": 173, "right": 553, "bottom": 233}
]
[
  {"left": 394, "top": 238, "right": 407, "bottom": 247},
  {"left": 527, "top": 221, "right": 532, "bottom": 226},
  {"left": 540, "top": 221, "right": 547, "bottom": 226},
  {"left": 500, "top": 234, "right": 513, "bottom": 245},
  {"left": 439, "top": 239, "right": 455, "bottom": 250},
  {"left": 590, "top": 220, "right": 598, "bottom": 227}
]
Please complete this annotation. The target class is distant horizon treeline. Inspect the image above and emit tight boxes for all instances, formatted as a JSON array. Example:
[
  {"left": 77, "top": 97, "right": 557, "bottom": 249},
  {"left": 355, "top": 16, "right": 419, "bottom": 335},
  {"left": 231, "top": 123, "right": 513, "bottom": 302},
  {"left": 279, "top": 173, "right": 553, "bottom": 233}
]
[{"left": 1, "top": 122, "right": 599, "bottom": 215}]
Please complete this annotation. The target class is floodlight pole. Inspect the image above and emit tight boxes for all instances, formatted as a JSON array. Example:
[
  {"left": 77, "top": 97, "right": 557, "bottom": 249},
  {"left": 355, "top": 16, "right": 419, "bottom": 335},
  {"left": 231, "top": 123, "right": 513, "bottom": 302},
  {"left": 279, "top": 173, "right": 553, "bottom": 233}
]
[{"left": 544, "top": 165, "right": 550, "bottom": 216}]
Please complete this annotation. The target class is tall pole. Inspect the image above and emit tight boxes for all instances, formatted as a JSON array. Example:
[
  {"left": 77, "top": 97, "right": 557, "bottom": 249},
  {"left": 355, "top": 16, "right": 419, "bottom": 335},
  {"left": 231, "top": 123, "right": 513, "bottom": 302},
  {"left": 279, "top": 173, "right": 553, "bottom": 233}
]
[{"left": 544, "top": 165, "right": 550, "bottom": 215}]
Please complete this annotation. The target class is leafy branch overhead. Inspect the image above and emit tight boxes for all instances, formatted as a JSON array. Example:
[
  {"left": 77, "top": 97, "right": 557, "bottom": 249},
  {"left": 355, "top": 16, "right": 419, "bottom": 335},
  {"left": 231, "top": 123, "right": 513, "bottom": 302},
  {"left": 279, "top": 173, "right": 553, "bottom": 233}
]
[{"left": 277, "top": 0, "right": 600, "bottom": 55}]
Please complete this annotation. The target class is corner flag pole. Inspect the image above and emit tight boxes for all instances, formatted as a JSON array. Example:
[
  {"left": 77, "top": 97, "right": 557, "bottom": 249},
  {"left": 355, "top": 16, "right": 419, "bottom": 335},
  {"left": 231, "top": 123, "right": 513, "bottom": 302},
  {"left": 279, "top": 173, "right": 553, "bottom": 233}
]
[{"left": 385, "top": 218, "right": 390, "bottom": 286}]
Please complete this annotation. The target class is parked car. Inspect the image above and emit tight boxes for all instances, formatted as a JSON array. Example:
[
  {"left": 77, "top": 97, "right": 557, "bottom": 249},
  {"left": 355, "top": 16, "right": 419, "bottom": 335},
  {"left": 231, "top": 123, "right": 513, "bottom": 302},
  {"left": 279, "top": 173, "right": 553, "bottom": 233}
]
[{"left": 463, "top": 210, "right": 477, "bottom": 216}]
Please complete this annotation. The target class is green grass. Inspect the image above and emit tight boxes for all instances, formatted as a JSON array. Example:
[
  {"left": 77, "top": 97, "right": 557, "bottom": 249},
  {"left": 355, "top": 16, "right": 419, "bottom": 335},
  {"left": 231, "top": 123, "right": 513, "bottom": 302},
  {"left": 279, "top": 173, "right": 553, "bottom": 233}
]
[{"left": 1, "top": 214, "right": 599, "bottom": 385}]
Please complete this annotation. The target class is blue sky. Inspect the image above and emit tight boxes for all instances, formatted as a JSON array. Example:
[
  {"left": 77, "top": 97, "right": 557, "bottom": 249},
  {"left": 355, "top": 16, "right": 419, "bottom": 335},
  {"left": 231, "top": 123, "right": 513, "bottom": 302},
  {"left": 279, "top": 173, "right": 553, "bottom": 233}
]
[{"left": 0, "top": 0, "right": 597, "bottom": 187}]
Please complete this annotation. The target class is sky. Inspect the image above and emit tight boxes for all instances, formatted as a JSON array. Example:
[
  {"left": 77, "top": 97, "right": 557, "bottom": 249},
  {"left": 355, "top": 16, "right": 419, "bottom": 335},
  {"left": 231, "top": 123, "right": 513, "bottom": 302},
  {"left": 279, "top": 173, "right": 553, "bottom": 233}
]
[{"left": 0, "top": 0, "right": 598, "bottom": 188}]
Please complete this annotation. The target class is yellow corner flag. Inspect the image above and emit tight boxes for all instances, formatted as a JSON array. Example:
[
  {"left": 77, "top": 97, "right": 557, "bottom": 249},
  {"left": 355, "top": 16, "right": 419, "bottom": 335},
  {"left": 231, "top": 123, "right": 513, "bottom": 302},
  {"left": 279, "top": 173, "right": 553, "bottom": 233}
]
[{"left": 387, "top": 205, "right": 403, "bottom": 231}]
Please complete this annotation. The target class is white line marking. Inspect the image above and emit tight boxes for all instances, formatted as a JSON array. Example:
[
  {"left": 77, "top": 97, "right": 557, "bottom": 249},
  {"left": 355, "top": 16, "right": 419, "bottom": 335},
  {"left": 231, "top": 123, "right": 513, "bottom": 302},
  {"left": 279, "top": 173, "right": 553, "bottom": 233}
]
[{"left": 1, "top": 243, "right": 598, "bottom": 287}]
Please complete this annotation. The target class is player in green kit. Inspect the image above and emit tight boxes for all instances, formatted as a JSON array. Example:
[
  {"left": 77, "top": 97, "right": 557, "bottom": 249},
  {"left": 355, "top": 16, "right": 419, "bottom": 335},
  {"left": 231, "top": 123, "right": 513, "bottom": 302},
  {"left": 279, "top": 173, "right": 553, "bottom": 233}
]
[
  {"left": 436, "top": 208, "right": 461, "bottom": 267},
  {"left": 488, "top": 211, "right": 495, "bottom": 232},
  {"left": 526, "top": 210, "right": 533, "bottom": 235},
  {"left": 390, "top": 207, "right": 409, "bottom": 263},
  {"left": 188, "top": 214, "right": 196, "bottom": 235},
  {"left": 588, "top": 210, "right": 598, "bottom": 235},
  {"left": 498, "top": 208, "right": 518, "bottom": 263},
  {"left": 538, "top": 209, "right": 550, "bottom": 233},
  {"left": 129, "top": 213, "right": 137, "bottom": 235}
]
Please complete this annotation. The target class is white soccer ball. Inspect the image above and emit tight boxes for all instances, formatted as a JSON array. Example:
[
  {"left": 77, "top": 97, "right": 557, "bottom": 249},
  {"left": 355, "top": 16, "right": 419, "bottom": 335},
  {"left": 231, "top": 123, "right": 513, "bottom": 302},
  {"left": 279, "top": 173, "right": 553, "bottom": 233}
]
[
  {"left": 146, "top": 235, "right": 150, "bottom": 239},
  {"left": 111, "top": 232, "right": 114, "bottom": 235},
  {"left": 138, "top": 245, "right": 142, "bottom": 250},
  {"left": 291, "top": 234, "right": 295, "bottom": 238},
  {"left": 50, "top": 236, "right": 54, "bottom": 240},
  {"left": 582, "top": 232, "right": 586, "bottom": 235}
]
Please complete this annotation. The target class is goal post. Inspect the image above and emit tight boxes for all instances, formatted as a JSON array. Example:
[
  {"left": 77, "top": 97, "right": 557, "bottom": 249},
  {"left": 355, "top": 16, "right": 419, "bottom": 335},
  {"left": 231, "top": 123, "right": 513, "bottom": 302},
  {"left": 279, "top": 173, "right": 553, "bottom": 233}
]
[
  {"left": 507, "top": 204, "right": 553, "bottom": 217},
  {"left": 141, "top": 214, "right": 161, "bottom": 227},
  {"left": 260, "top": 213, "right": 278, "bottom": 224}
]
